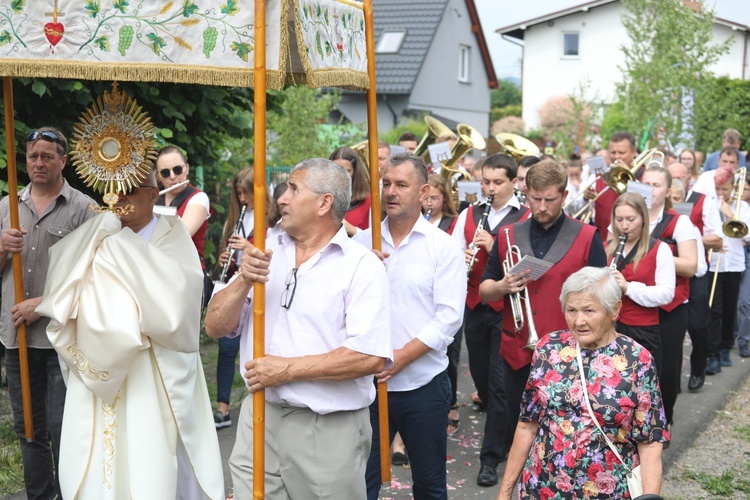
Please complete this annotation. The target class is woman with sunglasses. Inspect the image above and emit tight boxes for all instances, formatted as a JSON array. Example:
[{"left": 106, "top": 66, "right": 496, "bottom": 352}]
[{"left": 155, "top": 146, "right": 212, "bottom": 302}]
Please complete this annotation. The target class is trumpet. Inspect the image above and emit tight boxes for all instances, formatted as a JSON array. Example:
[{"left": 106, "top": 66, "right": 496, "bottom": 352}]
[
  {"left": 722, "top": 167, "right": 748, "bottom": 239},
  {"left": 467, "top": 195, "right": 494, "bottom": 276},
  {"left": 574, "top": 148, "right": 663, "bottom": 220},
  {"left": 219, "top": 205, "right": 246, "bottom": 283},
  {"left": 610, "top": 234, "right": 627, "bottom": 271},
  {"left": 502, "top": 228, "right": 539, "bottom": 350}
]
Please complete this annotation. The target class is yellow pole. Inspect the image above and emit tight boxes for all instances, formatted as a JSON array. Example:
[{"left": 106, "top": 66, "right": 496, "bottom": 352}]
[
  {"left": 252, "top": 1, "right": 267, "bottom": 497},
  {"left": 363, "top": 0, "right": 391, "bottom": 486},
  {"left": 2, "top": 78, "right": 34, "bottom": 442}
]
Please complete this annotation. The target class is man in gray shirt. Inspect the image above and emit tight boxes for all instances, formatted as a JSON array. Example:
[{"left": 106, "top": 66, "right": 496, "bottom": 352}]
[{"left": 0, "top": 127, "right": 95, "bottom": 499}]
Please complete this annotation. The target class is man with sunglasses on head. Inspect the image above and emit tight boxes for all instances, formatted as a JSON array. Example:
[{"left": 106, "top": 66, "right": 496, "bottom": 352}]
[
  {"left": 154, "top": 146, "right": 212, "bottom": 304},
  {"left": 205, "top": 158, "right": 391, "bottom": 499},
  {"left": 0, "top": 127, "right": 96, "bottom": 499}
]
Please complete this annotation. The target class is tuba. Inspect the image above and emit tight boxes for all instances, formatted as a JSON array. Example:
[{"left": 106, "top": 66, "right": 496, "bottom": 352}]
[
  {"left": 441, "top": 124, "right": 486, "bottom": 207},
  {"left": 351, "top": 140, "right": 369, "bottom": 170},
  {"left": 502, "top": 228, "right": 539, "bottom": 350},
  {"left": 495, "top": 133, "right": 541, "bottom": 161},
  {"left": 413, "top": 116, "right": 457, "bottom": 164},
  {"left": 723, "top": 167, "right": 749, "bottom": 238}
]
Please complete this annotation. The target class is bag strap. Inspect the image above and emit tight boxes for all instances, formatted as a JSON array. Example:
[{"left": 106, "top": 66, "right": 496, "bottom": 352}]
[{"left": 575, "top": 342, "right": 633, "bottom": 473}]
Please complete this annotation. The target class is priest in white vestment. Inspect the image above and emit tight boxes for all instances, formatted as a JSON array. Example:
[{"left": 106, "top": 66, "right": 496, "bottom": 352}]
[{"left": 36, "top": 171, "right": 224, "bottom": 499}]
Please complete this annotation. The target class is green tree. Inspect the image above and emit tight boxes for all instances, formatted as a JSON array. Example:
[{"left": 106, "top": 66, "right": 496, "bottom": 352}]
[
  {"left": 694, "top": 76, "right": 750, "bottom": 153},
  {"left": 617, "top": 0, "right": 731, "bottom": 148},
  {"left": 490, "top": 79, "right": 522, "bottom": 109}
]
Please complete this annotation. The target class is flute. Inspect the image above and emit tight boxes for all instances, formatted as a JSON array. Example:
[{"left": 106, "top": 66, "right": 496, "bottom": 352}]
[
  {"left": 610, "top": 234, "right": 627, "bottom": 271},
  {"left": 159, "top": 180, "right": 190, "bottom": 196},
  {"left": 220, "top": 205, "right": 247, "bottom": 283}
]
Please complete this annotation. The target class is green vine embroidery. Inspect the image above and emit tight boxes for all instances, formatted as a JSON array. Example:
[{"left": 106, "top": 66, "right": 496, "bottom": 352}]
[{"left": 299, "top": 1, "right": 365, "bottom": 64}]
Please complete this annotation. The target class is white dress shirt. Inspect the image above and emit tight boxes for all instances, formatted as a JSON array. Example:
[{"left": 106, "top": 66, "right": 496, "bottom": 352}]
[
  {"left": 354, "top": 215, "right": 466, "bottom": 392},
  {"left": 453, "top": 196, "right": 521, "bottom": 250},
  {"left": 624, "top": 241, "right": 676, "bottom": 307},
  {"left": 692, "top": 170, "right": 717, "bottom": 199},
  {"left": 228, "top": 226, "right": 392, "bottom": 415}
]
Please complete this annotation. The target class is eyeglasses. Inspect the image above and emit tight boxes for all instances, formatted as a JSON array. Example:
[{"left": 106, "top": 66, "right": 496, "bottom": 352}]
[
  {"left": 159, "top": 165, "right": 185, "bottom": 178},
  {"left": 26, "top": 130, "right": 64, "bottom": 146},
  {"left": 280, "top": 267, "right": 298, "bottom": 310}
]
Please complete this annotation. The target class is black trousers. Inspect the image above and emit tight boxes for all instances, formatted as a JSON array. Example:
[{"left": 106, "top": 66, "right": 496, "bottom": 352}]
[
  {"left": 687, "top": 274, "right": 711, "bottom": 376},
  {"left": 616, "top": 322, "right": 661, "bottom": 374},
  {"left": 463, "top": 306, "right": 508, "bottom": 467},
  {"left": 659, "top": 304, "right": 688, "bottom": 425},
  {"left": 501, "top": 358, "right": 531, "bottom": 452},
  {"left": 709, "top": 272, "right": 743, "bottom": 354},
  {"left": 446, "top": 324, "right": 463, "bottom": 407}
]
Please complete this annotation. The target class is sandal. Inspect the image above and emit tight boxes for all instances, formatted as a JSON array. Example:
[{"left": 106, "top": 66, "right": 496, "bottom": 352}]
[
  {"left": 447, "top": 404, "right": 460, "bottom": 436},
  {"left": 471, "top": 392, "right": 485, "bottom": 411}
]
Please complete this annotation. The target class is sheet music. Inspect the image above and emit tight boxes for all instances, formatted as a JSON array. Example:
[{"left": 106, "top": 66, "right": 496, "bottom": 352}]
[
  {"left": 428, "top": 142, "right": 452, "bottom": 164},
  {"left": 672, "top": 202, "right": 694, "bottom": 217},
  {"left": 507, "top": 255, "right": 554, "bottom": 281},
  {"left": 586, "top": 156, "right": 608, "bottom": 175},
  {"left": 626, "top": 181, "right": 654, "bottom": 208}
]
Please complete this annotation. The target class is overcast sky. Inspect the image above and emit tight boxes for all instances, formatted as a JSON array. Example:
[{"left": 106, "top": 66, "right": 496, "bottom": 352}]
[{"left": 474, "top": 0, "right": 749, "bottom": 80}]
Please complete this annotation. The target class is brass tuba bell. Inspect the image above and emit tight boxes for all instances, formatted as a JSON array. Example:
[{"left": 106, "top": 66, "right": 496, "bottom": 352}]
[
  {"left": 495, "top": 133, "right": 540, "bottom": 161},
  {"left": 414, "top": 116, "right": 457, "bottom": 164},
  {"left": 441, "top": 124, "right": 486, "bottom": 207}
]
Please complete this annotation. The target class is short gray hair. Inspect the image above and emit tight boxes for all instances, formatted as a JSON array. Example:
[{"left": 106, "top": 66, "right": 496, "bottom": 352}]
[
  {"left": 292, "top": 158, "right": 352, "bottom": 221},
  {"left": 559, "top": 267, "right": 622, "bottom": 314},
  {"left": 387, "top": 153, "right": 428, "bottom": 184}
]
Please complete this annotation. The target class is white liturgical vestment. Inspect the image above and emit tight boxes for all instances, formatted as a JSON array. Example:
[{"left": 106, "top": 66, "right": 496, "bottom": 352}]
[{"left": 37, "top": 212, "right": 224, "bottom": 499}]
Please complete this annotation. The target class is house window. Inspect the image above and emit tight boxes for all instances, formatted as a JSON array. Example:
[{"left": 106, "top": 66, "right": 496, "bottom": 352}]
[
  {"left": 458, "top": 45, "right": 471, "bottom": 83},
  {"left": 376, "top": 31, "right": 406, "bottom": 54},
  {"left": 563, "top": 32, "right": 579, "bottom": 57}
]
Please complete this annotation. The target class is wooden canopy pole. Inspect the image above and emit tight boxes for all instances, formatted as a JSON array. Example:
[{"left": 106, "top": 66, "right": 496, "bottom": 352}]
[
  {"left": 252, "top": 0, "right": 268, "bottom": 498},
  {"left": 2, "top": 78, "right": 34, "bottom": 442},
  {"left": 362, "top": 0, "right": 391, "bottom": 486}
]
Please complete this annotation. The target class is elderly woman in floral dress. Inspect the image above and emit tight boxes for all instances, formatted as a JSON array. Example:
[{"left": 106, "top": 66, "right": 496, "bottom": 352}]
[{"left": 497, "top": 266, "right": 669, "bottom": 499}]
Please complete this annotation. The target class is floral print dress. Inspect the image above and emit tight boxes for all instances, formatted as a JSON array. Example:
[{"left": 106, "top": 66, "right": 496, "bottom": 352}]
[{"left": 518, "top": 330, "right": 669, "bottom": 499}]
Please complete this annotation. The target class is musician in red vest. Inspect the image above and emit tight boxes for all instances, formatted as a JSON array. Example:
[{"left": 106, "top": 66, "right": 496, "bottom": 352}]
[
  {"left": 642, "top": 166, "right": 698, "bottom": 428},
  {"left": 479, "top": 159, "right": 606, "bottom": 456},
  {"left": 668, "top": 162, "right": 723, "bottom": 392},
  {"left": 155, "top": 146, "right": 211, "bottom": 304},
  {"left": 453, "top": 153, "right": 529, "bottom": 487},
  {"left": 608, "top": 193, "right": 675, "bottom": 362},
  {"left": 584, "top": 131, "right": 639, "bottom": 240}
]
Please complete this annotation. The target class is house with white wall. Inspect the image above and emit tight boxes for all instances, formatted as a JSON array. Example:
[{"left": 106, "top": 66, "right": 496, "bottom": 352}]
[
  {"left": 335, "top": 0, "right": 498, "bottom": 135},
  {"left": 496, "top": 0, "right": 750, "bottom": 131}
]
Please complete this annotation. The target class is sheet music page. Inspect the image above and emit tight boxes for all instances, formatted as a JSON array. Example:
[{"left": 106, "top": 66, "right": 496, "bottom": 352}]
[
  {"left": 626, "top": 181, "right": 654, "bottom": 208},
  {"left": 507, "top": 255, "right": 554, "bottom": 281}
]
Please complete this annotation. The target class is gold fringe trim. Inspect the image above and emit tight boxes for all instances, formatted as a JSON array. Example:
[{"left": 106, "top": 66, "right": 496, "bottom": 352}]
[
  {"left": 0, "top": 59, "right": 286, "bottom": 89},
  {"left": 336, "top": 0, "right": 365, "bottom": 10}
]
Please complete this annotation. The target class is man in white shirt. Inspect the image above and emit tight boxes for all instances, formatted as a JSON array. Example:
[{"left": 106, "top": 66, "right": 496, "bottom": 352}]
[
  {"left": 692, "top": 147, "right": 741, "bottom": 199},
  {"left": 205, "top": 158, "right": 391, "bottom": 499},
  {"left": 355, "top": 153, "right": 466, "bottom": 500}
]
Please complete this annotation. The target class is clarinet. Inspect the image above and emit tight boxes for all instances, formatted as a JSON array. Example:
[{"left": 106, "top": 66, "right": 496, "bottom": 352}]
[
  {"left": 220, "top": 205, "right": 247, "bottom": 283},
  {"left": 610, "top": 234, "right": 627, "bottom": 271},
  {"left": 466, "top": 195, "right": 494, "bottom": 276},
  {"left": 425, "top": 208, "right": 432, "bottom": 221}
]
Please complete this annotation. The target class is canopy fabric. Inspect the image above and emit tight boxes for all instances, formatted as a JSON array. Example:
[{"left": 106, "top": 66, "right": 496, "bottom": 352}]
[{"left": 0, "top": 0, "right": 368, "bottom": 90}]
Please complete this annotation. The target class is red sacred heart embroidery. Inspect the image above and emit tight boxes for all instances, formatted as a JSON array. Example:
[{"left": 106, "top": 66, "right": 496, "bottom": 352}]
[{"left": 44, "top": 22, "right": 64, "bottom": 47}]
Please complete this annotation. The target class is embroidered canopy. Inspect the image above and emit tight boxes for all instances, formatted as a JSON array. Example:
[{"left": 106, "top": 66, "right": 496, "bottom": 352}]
[{"left": 0, "top": 0, "right": 368, "bottom": 89}]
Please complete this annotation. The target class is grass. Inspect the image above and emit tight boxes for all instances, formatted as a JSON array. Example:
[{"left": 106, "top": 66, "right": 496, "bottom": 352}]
[
  {"left": 200, "top": 331, "right": 247, "bottom": 412},
  {"left": 0, "top": 421, "right": 24, "bottom": 496},
  {"left": 682, "top": 469, "right": 750, "bottom": 496},
  {"left": 734, "top": 425, "right": 750, "bottom": 443}
]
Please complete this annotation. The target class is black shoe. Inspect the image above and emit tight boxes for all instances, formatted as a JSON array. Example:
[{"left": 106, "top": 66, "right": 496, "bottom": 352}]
[
  {"left": 741, "top": 346, "right": 750, "bottom": 358},
  {"left": 706, "top": 355, "right": 722, "bottom": 375},
  {"left": 392, "top": 451, "right": 409, "bottom": 466},
  {"left": 214, "top": 410, "right": 231, "bottom": 429},
  {"left": 720, "top": 349, "right": 733, "bottom": 367},
  {"left": 477, "top": 464, "right": 498, "bottom": 487},
  {"left": 688, "top": 375, "right": 705, "bottom": 392}
]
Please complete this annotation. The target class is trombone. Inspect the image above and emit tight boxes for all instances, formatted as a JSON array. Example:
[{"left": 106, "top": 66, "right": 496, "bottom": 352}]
[
  {"left": 573, "top": 148, "right": 664, "bottom": 221},
  {"left": 502, "top": 228, "right": 539, "bottom": 350},
  {"left": 723, "top": 167, "right": 748, "bottom": 239}
]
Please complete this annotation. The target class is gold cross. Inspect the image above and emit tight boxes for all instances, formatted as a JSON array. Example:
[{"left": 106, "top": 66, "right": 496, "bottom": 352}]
[{"left": 44, "top": 1, "right": 65, "bottom": 24}]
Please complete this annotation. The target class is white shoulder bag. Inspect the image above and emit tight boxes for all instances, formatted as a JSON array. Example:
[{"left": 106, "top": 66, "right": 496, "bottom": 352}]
[{"left": 575, "top": 343, "right": 643, "bottom": 499}]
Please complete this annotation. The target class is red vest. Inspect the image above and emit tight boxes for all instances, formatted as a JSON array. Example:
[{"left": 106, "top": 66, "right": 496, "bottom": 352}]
[
  {"left": 175, "top": 188, "right": 208, "bottom": 268},
  {"left": 465, "top": 204, "right": 528, "bottom": 312},
  {"left": 498, "top": 217, "right": 598, "bottom": 371},
  {"left": 346, "top": 194, "right": 371, "bottom": 230},
  {"left": 615, "top": 240, "right": 660, "bottom": 326},
  {"left": 594, "top": 176, "right": 619, "bottom": 241},
  {"left": 651, "top": 209, "right": 690, "bottom": 312},
  {"left": 687, "top": 191, "right": 706, "bottom": 235}
]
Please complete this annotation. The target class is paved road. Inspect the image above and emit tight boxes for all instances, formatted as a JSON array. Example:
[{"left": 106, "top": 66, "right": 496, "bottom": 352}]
[{"left": 3, "top": 338, "right": 750, "bottom": 499}]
